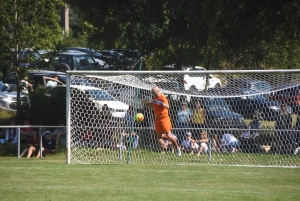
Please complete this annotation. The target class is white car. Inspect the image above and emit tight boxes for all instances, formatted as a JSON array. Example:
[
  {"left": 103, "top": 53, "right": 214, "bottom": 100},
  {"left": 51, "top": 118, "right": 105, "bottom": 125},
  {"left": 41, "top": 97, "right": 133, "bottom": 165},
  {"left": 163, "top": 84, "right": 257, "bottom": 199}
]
[
  {"left": 70, "top": 85, "right": 129, "bottom": 118},
  {"left": 0, "top": 89, "right": 29, "bottom": 111},
  {"left": 183, "top": 66, "right": 222, "bottom": 91}
]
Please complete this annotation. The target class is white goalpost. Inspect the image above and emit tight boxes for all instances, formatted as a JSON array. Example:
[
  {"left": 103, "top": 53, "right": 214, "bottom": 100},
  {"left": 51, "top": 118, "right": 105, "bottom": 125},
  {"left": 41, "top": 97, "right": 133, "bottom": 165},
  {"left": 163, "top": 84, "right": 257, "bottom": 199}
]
[{"left": 66, "top": 69, "right": 300, "bottom": 167}]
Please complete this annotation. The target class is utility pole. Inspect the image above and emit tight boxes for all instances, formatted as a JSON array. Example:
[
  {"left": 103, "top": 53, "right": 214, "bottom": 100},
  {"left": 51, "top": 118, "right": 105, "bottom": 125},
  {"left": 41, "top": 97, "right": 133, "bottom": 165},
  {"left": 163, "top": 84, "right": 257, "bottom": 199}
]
[{"left": 61, "top": 3, "right": 69, "bottom": 36}]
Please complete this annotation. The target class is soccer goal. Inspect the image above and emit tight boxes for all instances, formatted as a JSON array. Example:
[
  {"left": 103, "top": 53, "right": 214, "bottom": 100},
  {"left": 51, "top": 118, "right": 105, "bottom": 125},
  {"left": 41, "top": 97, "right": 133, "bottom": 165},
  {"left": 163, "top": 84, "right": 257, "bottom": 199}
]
[{"left": 66, "top": 69, "right": 300, "bottom": 167}]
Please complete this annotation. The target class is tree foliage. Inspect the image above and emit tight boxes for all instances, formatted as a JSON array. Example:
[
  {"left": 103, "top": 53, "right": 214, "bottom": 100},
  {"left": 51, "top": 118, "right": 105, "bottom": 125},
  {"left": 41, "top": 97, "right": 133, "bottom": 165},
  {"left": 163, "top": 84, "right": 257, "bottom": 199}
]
[
  {"left": 0, "top": 0, "right": 64, "bottom": 123},
  {"left": 67, "top": 0, "right": 300, "bottom": 70}
]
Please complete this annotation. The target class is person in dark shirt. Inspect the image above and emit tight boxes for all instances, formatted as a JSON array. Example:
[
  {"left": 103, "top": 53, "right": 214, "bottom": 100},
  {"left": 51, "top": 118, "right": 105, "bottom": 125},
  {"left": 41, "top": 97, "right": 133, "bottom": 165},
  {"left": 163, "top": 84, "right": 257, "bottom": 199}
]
[
  {"left": 36, "top": 133, "right": 58, "bottom": 158},
  {"left": 20, "top": 130, "right": 40, "bottom": 158}
]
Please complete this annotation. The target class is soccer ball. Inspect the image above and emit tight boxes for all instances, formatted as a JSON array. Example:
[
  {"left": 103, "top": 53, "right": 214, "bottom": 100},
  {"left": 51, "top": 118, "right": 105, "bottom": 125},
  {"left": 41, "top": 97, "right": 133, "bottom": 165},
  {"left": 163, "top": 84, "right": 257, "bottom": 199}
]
[{"left": 135, "top": 113, "right": 144, "bottom": 122}]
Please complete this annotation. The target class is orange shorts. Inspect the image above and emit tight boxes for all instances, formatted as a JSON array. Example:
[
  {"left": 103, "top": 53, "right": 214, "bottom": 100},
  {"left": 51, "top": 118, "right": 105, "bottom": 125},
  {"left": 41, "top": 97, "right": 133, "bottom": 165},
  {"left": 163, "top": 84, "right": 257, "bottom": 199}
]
[{"left": 155, "top": 117, "right": 172, "bottom": 133}]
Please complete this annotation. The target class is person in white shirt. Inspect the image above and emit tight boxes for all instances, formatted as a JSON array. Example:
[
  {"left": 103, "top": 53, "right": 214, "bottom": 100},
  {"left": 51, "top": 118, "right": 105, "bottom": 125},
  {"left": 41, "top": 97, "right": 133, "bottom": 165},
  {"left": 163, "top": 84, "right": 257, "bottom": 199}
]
[
  {"left": 46, "top": 74, "right": 59, "bottom": 88},
  {"left": 221, "top": 133, "right": 240, "bottom": 153}
]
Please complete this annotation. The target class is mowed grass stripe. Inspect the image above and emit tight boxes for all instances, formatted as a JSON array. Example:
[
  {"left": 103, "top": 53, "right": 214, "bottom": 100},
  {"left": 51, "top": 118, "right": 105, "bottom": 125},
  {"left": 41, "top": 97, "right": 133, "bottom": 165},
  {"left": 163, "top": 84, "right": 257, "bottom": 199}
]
[{"left": 0, "top": 154, "right": 299, "bottom": 201}]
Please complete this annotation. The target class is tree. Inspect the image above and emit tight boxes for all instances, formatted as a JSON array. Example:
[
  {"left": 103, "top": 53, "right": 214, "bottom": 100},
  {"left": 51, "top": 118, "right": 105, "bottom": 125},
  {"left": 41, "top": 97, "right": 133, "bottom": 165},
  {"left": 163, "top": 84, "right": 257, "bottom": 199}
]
[
  {"left": 68, "top": 0, "right": 300, "bottom": 70},
  {"left": 0, "top": 0, "right": 64, "bottom": 123}
]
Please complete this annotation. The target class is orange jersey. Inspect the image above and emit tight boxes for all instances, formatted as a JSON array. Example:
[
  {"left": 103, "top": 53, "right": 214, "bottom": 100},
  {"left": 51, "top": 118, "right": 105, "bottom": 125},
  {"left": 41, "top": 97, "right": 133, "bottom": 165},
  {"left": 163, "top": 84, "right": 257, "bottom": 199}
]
[
  {"left": 152, "top": 93, "right": 172, "bottom": 132},
  {"left": 152, "top": 93, "right": 169, "bottom": 117}
]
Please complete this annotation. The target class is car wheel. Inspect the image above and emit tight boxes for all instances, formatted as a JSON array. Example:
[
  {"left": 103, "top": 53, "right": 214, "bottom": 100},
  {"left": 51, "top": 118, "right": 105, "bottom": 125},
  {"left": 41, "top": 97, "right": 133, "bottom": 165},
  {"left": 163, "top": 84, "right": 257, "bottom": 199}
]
[
  {"left": 189, "top": 85, "right": 197, "bottom": 92},
  {"left": 214, "top": 83, "right": 221, "bottom": 88},
  {"left": 55, "top": 63, "right": 70, "bottom": 72}
]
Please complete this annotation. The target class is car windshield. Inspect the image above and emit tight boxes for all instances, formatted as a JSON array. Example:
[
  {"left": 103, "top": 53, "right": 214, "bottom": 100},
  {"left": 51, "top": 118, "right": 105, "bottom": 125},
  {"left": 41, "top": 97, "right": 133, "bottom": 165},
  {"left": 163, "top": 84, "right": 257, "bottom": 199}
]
[
  {"left": 247, "top": 94, "right": 266, "bottom": 101},
  {"left": 71, "top": 78, "right": 93, "bottom": 86},
  {"left": 204, "top": 98, "right": 230, "bottom": 111},
  {"left": 87, "top": 90, "right": 116, "bottom": 101},
  {"left": 254, "top": 82, "right": 272, "bottom": 91}
]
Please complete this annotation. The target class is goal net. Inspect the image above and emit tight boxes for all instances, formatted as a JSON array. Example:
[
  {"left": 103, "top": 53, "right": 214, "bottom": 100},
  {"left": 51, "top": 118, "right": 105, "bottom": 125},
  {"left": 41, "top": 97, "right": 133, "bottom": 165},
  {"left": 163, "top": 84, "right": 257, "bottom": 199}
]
[{"left": 66, "top": 69, "right": 300, "bottom": 167}]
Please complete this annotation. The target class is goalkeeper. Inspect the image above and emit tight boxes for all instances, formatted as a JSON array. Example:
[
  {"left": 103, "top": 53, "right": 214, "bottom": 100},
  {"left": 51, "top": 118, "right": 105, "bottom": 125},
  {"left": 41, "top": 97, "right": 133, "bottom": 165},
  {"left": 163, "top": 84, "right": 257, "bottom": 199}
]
[{"left": 143, "top": 86, "right": 181, "bottom": 156}]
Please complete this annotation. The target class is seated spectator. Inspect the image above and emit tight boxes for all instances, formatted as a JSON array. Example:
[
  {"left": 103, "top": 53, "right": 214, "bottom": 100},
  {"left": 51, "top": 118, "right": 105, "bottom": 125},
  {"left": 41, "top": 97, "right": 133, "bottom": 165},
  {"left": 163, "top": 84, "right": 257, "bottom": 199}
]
[
  {"left": 6, "top": 120, "right": 18, "bottom": 144},
  {"left": 123, "top": 131, "right": 139, "bottom": 149},
  {"left": 197, "top": 130, "right": 209, "bottom": 155},
  {"left": 36, "top": 133, "right": 58, "bottom": 158},
  {"left": 291, "top": 116, "right": 300, "bottom": 155},
  {"left": 0, "top": 122, "right": 6, "bottom": 144},
  {"left": 220, "top": 133, "right": 240, "bottom": 153},
  {"left": 20, "top": 120, "right": 32, "bottom": 142},
  {"left": 212, "top": 134, "right": 221, "bottom": 152},
  {"left": 20, "top": 130, "right": 40, "bottom": 158},
  {"left": 52, "top": 120, "right": 66, "bottom": 145},
  {"left": 42, "top": 130, "right": 52, "bottom": 138},
  {"left": 181, "top": 132, "right": 193, "bottom": 153},
  {"left": 160, "top": 133, "right": 177, "bottom": 154}
]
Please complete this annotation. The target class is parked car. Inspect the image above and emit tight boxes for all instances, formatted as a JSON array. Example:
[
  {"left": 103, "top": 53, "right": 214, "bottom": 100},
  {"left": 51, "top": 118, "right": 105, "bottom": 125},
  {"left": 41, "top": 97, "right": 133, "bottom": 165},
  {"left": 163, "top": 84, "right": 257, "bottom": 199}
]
[
  {"left": 66, "top": 47, "right": 107, "bottom": 66},
  {"left": 1, "top": 70, "right": 65, "bottom": 87},
  {"left": 15, "top": 49, "right": 42, "bottom": 68},
  {"left": 96, "top": 50, "right": 133, "bottom": 70},
  {"left": 0, "top": 87, "right": 29, "bottom": 111},
  {"left": 169, "top": 95, "right": 247, "bottom": 131},
  {"left": 70, "top": 85, "right": 129, "bottom": 118},
  {"left": 269, "top": 82, "right": 300, "bottom": 113},
  {"left": 0, "top": 81, "right": 10, "bottom": 91},
  {"left": 183, "top": 66, "right": 222, "bottom": 91},
  {"left": 49, "top": 52, "right": 105, "bottom": 72},
  {"left": 225, "top": 78, "right": 272, "bottom": 93},
  {"left": 225, "top": 90, "right": 292, "bottom": 121}
]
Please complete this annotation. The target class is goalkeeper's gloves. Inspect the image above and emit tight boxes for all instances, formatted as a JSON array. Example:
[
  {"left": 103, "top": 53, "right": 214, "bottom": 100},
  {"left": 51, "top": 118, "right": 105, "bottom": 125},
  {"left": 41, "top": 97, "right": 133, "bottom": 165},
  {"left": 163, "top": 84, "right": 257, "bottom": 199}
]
[
  {"left": 142, "top": 99, "right": 148, "bottom": 105},
  {"left": 154, "top": 99, "right": 163, "bottom": 105}
]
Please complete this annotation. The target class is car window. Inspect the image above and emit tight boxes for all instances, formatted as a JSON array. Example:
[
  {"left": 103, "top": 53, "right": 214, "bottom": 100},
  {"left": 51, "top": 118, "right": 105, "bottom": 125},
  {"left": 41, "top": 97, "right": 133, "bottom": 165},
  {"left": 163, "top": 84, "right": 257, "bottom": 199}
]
[
  {"left": 227, "top": 81, "right": 249, "bottom": 88},
  {"left": 203, "top": 98, "right": 230, "bottom": 111},
  {"left": 87, "top": 56, "right": 95, "bottom": 65},
  {"left": 88, "top": 90, "right": 116, "bottom": 101},
  {"left": 254, "top": 82, "right": 272, "bottom": 91},
  {"left": 248, "top": 94, "right": 266, "bottom": 101},
  {"left": 75, "top": 56, "right": 88, "bottom": 67}
]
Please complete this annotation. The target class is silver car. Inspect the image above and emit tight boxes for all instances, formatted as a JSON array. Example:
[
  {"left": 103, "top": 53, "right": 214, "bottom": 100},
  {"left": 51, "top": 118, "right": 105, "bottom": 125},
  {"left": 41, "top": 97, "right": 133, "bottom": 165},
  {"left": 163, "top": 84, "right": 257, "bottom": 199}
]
[{"left": 0, "top": 88, "right": 29, "bottom": 111}]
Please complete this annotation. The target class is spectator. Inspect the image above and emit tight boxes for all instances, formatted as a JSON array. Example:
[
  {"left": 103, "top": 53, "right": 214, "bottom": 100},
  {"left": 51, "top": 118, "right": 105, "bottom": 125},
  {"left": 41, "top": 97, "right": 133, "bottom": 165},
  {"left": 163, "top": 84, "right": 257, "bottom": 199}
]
[
  {"left": 181, "top": 132, "right": 194, "bottom": 154},
  {"left": 52, "top": 120, "right": 66, "bottom": 145},
  {"left": 36, "top": 133, "right": 58, "bottom": 158},
  {"left": 98, "top": 104, "right": 113, "bottom": 148},
  {"left": 21, "top": 76, "right": 33, "bottom": 93},
  {"left": 46, "top": 74, "right": 59, "bottom": 88},
  {"left": 291, "top": 116, "right": 300, "bottom": 155},
  {"left": 197, "top": 130, "right": 209, "bottom": 155},
  {"left": 20, "top": 130, "right": 40, "bottom": 158},
  {"left": 275, "top": 104, "right": 293, "bottom": 154},
  {"left": 124, "top": 131, "right": 139, "bottom": 149},
  {"left": 160, "top": 133, "right": 177, "bottom": 154},
  {"left": 124, "top": 105, "right": 135, "bottom": 127},
  {"left": 20, "top": 120, "right": 32, "bottom": 142},
  {"left": 176, "top": 101, "right": 193, "bottom": 143},
  {"left": 5, "top": 120, "right": 18, "bottom": 144},
  {"left": 0, "top": 122, "right": 5, "bottom": 144},
  {"left": 220, "top": 133, "right": 240, "bottom": 153},
  {"left": 212, "top": 134, "right": 221, "bottom": 152},
  {"left": 275, "top": 103, "right": 292, "bottom": 134},
  {"left": 192, "top": 100, "right": 206, "bottom": 132}
]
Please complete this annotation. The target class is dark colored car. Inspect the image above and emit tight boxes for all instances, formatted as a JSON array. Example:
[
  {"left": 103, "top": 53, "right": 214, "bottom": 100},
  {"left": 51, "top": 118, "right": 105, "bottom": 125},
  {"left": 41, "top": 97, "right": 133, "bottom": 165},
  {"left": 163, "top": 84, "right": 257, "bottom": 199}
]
[
  {"left": 49, "top": 52, "right": 104, "bottom": 72},
  {"left": 225, "top": 93, "right": 292, "bottom": 121},
  {"left": 225, "top": 78, "right": 272, "bottom": 94},
  {"left": 66, "top": 47, "right": 107, "bottom": 64},
  {"left": 1, "top": 70, "right": 66, "bottom": 88},
  {"left": 197, "top": 97, "right": 247, "bottom": 130},
  {"left": 169, "top": 95, "right": 247, "bottom": 131},
  {"left": 269, "top": 82, "right": 300, "bottom": 113}
]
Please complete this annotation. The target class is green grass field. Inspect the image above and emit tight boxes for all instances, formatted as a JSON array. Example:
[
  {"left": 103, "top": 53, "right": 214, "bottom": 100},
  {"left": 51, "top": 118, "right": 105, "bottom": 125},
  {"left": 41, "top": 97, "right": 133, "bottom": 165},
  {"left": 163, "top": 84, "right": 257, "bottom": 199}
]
[{"left": 0, "top": 153, "right": 299, "bottom": 201}]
